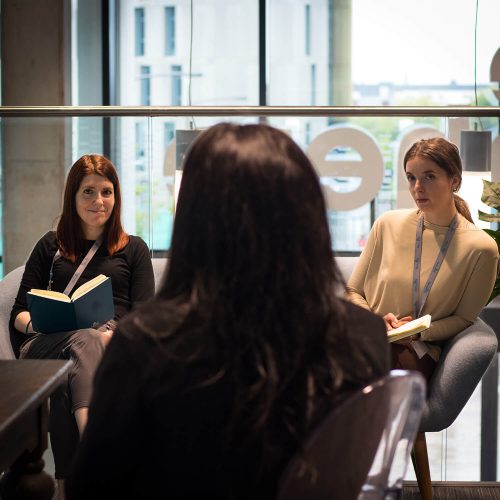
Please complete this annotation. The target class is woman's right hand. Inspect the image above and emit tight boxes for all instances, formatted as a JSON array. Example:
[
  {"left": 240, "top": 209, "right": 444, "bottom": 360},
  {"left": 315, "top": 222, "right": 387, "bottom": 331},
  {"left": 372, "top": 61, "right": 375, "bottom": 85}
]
[
  {"left": 383, "top": 313, "right": 413, "bottom": 331},
  {"left": 383, "top": 313, "right": 399, "bottom": 331}
]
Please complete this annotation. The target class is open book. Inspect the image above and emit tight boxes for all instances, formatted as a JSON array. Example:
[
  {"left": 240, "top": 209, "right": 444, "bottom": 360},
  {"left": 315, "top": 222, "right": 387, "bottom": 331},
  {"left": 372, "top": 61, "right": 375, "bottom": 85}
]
[
  {"left": 27, "top": 274, "right": 114, "bottom": 334},
  {"left": 387, "top": 314, "right": 431, "bottom": 343}
]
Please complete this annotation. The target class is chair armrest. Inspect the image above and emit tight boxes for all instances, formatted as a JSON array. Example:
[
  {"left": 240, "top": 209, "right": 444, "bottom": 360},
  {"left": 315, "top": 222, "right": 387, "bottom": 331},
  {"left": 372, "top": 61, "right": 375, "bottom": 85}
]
[
  {"left": 0, "top": 266, "right": 26, "bottom": 360},
  {"left": 420, "top": 317, "right": 497, "bottom": 432}
]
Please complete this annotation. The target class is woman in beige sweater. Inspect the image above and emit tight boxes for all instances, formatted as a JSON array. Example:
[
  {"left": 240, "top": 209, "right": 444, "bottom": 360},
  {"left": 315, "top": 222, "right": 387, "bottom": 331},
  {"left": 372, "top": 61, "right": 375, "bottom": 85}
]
[{"left": 347, "top": 137, "right": 499, "bottom": 380}]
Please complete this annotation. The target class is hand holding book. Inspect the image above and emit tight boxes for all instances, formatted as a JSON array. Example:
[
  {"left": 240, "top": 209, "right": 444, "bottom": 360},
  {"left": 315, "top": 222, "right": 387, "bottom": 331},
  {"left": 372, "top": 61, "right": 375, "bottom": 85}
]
[
  {"left": 27, "top": 274, "right": 114, "bottom": 334},
  {"left": 387, "top": 314, "right": 431, "bottom": 343}
]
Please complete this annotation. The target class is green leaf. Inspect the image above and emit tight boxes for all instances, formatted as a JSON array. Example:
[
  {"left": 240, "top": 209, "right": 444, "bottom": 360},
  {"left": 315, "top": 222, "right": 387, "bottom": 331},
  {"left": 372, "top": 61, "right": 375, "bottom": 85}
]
[
  {"left": 478, "top": 186, "right": 500, "bottom": 305},
  {"left": 478, "top": 210, "right": 500, "bottom": 223},
  {"left": 481, "top": 179, "right": 500, "bottom": 209}
]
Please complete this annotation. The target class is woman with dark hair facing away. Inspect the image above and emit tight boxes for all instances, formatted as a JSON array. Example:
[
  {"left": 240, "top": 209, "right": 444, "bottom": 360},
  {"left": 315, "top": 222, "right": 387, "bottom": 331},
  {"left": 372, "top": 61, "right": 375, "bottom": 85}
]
[
  {"left": 347, "top": 137, "right": 499, "bottom": 380},
  {"left": 10, "top": 155, "right": 155, "bottom": 497},
  {"left": 66, "top": 123, "right": 389, "bottom": 500}
]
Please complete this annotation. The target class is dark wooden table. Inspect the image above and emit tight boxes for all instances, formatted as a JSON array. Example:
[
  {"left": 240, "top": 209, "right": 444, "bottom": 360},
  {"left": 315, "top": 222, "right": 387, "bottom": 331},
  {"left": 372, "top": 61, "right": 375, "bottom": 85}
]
[{"left": 0, "top": 359, "right": 72, "bottom": 500}]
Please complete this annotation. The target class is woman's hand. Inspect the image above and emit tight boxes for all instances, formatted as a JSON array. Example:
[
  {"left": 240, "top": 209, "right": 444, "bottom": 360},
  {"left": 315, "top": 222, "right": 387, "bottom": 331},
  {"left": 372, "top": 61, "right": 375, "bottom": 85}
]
[
  {"left": 387, "top": 314, "right": 422, "bottom": 345},
  {"left": 384, "top": 313, "right": 418, "bottom": 345},
  {"left": 383, "top": 313, "right": 398, "bottom": 330},
  {"left": 383, "top": 313, "right": 413, "bottom": 331}
]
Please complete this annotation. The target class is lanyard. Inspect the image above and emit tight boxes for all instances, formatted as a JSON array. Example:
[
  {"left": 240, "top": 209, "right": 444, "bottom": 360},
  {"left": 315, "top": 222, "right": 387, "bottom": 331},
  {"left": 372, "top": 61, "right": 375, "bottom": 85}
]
[
  {"left": 48, "top": 238, "right": 103, "bottom": 295},
  {"left": 412, "top": 215, "right": 457, "bottom": 318}
]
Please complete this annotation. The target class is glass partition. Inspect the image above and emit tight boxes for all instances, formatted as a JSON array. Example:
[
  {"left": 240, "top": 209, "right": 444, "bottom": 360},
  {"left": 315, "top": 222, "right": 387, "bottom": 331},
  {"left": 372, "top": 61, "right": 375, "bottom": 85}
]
[
  {"left": 1, "top": 107, "right": 499, "bottom": 483},
  {"left": 111, "top": 112, "right": 498, "bottom": 257},
  {"left": 2, "top": 110, "right": 499, "bottom": 254},
  {"left": 2, "top": 110, "right": 499, "bottom": 260}
]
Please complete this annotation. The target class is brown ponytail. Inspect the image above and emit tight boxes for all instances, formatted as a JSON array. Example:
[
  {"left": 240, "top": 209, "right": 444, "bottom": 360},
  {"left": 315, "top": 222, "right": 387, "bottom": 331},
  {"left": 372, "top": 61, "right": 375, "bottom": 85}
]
[{"left": 453, "top": 193, "right": 473, "bottom": 224}]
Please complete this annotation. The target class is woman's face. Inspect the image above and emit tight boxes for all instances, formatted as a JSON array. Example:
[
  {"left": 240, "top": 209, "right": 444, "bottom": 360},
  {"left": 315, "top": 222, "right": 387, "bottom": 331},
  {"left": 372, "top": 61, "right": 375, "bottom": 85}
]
[
  {"left": 75, "top": 174, "right": 115, "bottom": 239},
  {"left": 405, "top": 157, "right": 459, "bottom": 221}
]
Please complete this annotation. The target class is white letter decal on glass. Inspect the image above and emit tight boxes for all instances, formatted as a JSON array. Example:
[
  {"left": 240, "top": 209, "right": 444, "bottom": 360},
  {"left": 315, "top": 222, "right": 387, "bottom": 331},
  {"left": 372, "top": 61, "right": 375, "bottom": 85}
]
[{"left": 307, "top": 125, "right": 384, "bottom": 211}]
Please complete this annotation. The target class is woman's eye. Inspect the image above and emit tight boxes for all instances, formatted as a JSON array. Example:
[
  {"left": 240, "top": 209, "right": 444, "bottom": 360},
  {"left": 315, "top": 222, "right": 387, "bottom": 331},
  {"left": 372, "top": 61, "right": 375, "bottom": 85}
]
[
  {"left": 83, "top": 188, "right": 93, "bottom": 195},
  {"left": 103, "top": 189, "right": 113, "bottom": 196}
]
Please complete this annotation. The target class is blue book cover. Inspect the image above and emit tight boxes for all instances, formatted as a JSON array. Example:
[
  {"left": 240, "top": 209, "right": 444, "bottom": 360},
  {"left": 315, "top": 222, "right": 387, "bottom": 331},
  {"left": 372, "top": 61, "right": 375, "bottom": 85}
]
[{"left": 27, "top": 275, "right": 114, "bottom": 334}]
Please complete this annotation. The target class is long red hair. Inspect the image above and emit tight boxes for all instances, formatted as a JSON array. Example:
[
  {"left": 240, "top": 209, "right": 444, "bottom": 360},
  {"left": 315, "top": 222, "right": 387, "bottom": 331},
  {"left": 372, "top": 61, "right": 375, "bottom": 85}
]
[{"left": 56, "top": 154, "right": 129, "bottom": 262}]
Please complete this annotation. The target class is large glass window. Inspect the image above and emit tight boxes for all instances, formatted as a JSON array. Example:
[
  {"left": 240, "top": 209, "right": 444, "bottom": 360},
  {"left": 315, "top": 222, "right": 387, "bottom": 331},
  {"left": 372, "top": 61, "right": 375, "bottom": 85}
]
[
  {"left": 117, "top": 0, "right": 259, "bottom": 255},
  {"left": 2, "top": 1, "right": 500, "bottom": 482},
  {"left": 266, "top": 0, "right": 500, "bottom": 254},
  {"left": 60, "top": 0, "right": 500, "bottom": 259},
  {"left": 120, "top": 0, "right": 259, "bottom": 107},
  {"left": 111, "top": 0, "right": 500, "bottom": 257}
]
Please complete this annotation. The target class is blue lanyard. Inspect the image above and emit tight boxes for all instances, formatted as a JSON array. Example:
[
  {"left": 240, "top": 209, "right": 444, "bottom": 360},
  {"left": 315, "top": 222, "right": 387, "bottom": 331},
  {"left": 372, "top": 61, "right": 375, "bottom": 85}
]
[{"left": 412, "top": 215, "right": 458, "bottom": 318}]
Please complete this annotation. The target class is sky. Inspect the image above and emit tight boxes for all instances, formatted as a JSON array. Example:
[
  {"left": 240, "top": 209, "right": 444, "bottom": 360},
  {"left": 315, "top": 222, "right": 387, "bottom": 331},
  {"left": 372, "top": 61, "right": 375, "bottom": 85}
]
[{"left": 352, "top": 0, "right": 500, "bottom": 86}]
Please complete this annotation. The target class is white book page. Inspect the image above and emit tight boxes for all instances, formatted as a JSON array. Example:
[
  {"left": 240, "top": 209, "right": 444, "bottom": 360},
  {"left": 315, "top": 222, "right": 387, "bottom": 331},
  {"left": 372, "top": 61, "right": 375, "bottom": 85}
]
[
  {"left": 71, "top": 274, "right": 108, "bottom": 300},
  {"left": 28, "top": 289, "right": 71, "bottom": 302},
  {"left": 387, "top": 314, "right": 431, "bottom": 342}
]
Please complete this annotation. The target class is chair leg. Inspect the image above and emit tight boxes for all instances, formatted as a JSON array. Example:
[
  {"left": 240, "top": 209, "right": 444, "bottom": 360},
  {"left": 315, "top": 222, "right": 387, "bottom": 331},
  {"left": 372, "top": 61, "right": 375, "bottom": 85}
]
[{"left": 411, "top": 432, "right": 433, "bottom": 500}]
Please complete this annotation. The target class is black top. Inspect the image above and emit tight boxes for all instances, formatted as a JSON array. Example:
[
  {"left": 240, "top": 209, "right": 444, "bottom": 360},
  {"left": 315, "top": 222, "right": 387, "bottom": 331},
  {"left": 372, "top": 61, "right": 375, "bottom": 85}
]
[
  {"left": 66, "top": 299, "right": 389, "bottom": 500},
  {"left": 9, "top": 231, "right": 155, "bottom": 357}
]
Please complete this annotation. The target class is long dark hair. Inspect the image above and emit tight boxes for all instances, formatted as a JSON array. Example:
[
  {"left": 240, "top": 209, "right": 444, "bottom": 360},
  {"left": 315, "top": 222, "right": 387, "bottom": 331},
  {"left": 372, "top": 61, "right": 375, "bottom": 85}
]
[
  {"left": 56, "top": 154, "right": 129, "bottom": 262},
  {"left": 404, "top": 137, "right": 473, "bottom": 223},
  {"left": 150, "top": 123, "right": 353, "bottom": 461}
]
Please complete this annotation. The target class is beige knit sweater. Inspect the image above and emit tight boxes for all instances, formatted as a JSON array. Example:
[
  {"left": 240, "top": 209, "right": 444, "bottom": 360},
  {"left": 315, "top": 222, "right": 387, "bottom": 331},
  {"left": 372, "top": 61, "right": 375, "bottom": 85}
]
[{"left": 346, "top": 209, "right": 499, "bottom": 361}]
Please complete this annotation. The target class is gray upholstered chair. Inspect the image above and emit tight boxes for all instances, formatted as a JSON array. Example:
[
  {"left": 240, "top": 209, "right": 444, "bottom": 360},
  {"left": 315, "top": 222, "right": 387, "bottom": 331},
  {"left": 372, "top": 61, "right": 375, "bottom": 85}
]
[
  {"left": 335, "top": 256, "right": 499, "bottom": 498},
  {"left": 151, "top": 258, "right": 167, "bottom": 291},
  {"left": 411, "top": 317, "right": 498, "bottom": 500},
  {"left": 0, "top": 266, "right": 23, "bottom": 359}
]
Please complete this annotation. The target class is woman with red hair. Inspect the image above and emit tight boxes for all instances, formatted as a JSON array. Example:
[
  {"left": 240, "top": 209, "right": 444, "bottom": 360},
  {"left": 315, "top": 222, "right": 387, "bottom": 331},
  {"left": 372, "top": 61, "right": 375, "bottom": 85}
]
[{"left": 9, "top": 154, "right": 154, "bottom": 497}]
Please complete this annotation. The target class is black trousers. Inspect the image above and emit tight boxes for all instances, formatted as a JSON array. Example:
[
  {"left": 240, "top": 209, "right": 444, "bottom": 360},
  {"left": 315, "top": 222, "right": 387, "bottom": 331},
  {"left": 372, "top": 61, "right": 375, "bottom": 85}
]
[{"left": 20, "top": 329, "right": 105, "bottom": 479}]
